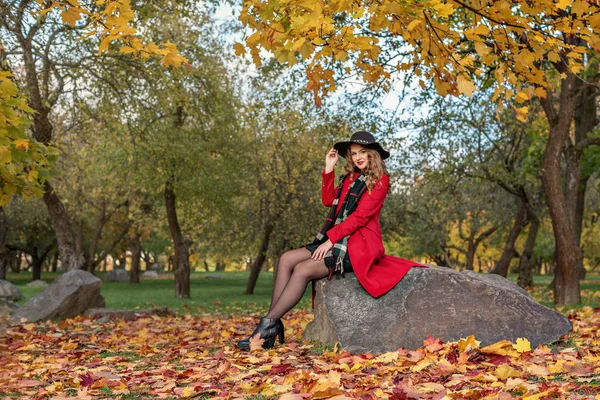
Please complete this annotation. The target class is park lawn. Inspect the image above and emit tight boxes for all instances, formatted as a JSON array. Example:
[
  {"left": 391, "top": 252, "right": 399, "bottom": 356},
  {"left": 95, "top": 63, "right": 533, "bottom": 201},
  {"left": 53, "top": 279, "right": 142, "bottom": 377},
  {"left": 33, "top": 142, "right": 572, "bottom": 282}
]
[
  {"left": 7, "top": 271, "right": 313, "bottom": 315},
  {"left": 7, "top": 271, "right": 600, "bottom": 314}
]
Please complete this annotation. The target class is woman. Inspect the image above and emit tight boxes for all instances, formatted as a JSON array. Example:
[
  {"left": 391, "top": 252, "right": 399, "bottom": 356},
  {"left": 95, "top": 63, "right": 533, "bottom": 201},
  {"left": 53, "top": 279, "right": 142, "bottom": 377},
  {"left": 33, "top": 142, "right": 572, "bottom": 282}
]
[{"left": 237, "top": 131, "right": 426, "bottom": 351}]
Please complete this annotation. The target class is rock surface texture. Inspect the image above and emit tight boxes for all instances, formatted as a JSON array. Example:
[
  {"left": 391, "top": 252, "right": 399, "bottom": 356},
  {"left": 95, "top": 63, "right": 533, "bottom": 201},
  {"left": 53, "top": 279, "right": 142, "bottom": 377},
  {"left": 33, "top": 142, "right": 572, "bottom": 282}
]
[
  {"left": 0, "top": 280, "right": 22, "bottom": 301},
  {"left": 303, "top": 266, "right": 573, "bottom": 353},
  {"left": 104, "top": 269, "right": 129, "bottom": 282},
  {"left": 10, "top": 270, "right": 105, "bottom": 323}
]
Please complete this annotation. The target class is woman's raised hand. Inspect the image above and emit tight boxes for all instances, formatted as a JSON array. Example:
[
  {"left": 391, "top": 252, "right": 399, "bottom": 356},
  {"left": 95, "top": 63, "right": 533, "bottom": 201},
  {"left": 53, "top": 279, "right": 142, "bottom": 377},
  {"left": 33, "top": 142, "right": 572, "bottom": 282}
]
[{"left": 325, "top": 148, "right": 338, "bottom": 173}]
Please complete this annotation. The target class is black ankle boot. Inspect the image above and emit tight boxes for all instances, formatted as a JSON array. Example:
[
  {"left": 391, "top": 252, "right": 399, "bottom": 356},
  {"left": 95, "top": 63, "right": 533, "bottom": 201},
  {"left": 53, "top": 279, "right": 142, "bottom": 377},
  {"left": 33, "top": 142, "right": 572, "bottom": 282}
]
[{"left": 237, "top": 317, "right": 285, "bottom": 350}]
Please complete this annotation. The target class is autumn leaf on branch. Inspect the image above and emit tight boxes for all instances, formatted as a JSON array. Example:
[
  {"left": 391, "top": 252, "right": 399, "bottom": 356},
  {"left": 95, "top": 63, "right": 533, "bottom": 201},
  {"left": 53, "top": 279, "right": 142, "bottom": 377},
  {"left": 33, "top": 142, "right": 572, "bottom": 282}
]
[{"left": 37, "top": 0, "right": 189, "bottom": 67}]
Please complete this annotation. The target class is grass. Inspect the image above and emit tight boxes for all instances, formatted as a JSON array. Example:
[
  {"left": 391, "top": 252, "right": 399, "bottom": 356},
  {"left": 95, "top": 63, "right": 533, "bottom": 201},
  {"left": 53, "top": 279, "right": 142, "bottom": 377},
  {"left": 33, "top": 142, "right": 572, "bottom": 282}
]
[
  {"left": 5, "top": 270, "right": 600, "bottom": 315},
  {"left": 6, "top": 270, "right": 312, "bottom": 315}
]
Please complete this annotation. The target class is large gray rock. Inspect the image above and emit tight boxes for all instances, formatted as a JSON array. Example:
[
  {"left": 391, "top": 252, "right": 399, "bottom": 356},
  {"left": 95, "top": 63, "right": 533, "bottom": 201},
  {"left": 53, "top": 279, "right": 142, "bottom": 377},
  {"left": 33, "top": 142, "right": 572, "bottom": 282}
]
[
  {"left": 9, "top": 270, "right": 105, "bottom": 323},
  {"left": 303, "top": 266, "right": 572, "bottom": 353},
  {"left": 104, "top": 269, "right": 128, "bottom": 282},
  {"left": 0, "top": 280, "right": 22, "bottom": 301}
]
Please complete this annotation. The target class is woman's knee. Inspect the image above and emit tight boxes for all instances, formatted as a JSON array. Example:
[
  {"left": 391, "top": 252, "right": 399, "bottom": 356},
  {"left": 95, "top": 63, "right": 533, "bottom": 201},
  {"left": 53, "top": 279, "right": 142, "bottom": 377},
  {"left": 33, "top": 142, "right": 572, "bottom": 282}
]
[
  {"left": 292, "top": 260, "right": 328, "bottom": 281},
  {"left": 278, "top": 251, "right": 298, "bottom": 273},
  {"left": 279, "top": 248, "right": 309, "bottom": 271}
]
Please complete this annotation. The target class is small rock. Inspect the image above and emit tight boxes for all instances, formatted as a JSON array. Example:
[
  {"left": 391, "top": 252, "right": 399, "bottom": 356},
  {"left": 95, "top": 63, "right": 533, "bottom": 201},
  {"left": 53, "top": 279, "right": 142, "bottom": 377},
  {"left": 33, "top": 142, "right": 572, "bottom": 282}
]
[
  {"left": 9, "top": 270, "right": 105, "bottom": 323},
  {"left": 140, "top": 271, "right": 159, "bottom": 279},
  {"left": 104, "top": 269, "right": 128, "bottom": 282},
  {"left": 26, "top": 280, "right": 49, "bottom": 288},
  {"left": 148, "top": 263, "right": 164, "bottom": 271},
  {"left": 204, "top": 274, "right": 222, "bottom": 280},
  {"left": 0, "top": 280, "right": 22, "bottom": 301},
  {"left": 84, "top": 306, "right": 174, "bottom": 320}
]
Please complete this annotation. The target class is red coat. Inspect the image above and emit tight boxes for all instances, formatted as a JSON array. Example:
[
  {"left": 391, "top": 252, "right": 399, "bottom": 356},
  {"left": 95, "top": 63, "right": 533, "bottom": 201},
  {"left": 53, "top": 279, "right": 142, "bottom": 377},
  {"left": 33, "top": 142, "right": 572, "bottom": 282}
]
[{"left": 321, "top": 170, "right": 427, "bottom": 298}]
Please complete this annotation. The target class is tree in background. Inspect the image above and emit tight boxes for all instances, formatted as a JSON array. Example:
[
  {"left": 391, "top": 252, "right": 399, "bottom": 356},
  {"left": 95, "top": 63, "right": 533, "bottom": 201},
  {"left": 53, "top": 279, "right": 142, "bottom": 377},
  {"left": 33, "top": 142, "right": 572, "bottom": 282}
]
[{"left": 0, "top": 0, "right": 185, "bottom": 270}]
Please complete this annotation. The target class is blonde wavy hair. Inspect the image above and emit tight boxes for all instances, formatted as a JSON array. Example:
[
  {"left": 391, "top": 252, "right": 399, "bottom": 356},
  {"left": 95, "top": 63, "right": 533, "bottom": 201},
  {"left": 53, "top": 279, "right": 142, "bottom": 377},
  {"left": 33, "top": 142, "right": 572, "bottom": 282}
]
[{"left": 343, "top": 146, "right": 391, "bottom": 194}]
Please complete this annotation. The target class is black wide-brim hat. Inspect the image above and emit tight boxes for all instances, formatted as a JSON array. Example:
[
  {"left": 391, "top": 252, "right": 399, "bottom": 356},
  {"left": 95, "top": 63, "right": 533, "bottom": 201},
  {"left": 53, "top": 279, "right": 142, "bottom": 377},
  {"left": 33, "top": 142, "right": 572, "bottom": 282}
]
[{"left": 334, "top": 131, "right": 390, "bottom": 160}]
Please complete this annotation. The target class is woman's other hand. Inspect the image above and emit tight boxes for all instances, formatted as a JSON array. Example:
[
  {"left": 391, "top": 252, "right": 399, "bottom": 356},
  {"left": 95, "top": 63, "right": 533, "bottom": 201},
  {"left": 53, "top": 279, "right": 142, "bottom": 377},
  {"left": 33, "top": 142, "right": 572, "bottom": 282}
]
[
  {"left": 312, "top": 239, "right": 333, "bottom": 261},
  {"left": 325, "top": 148, "right": 338, "bottom": 173}
]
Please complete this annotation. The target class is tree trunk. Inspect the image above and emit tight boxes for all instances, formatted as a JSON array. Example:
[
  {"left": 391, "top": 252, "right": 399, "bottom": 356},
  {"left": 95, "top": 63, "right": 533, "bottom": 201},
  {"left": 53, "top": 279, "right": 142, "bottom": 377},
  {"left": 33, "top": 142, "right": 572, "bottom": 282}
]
[
  {"left": 490, "top": 199, "right": 526, "bottom": 277},
  {"left": 87, "top": 203, "right": 106, "bottom": 272},
  {"left": 142, "top": 252, "right": 153, "bottom": 271},
  {"left": 517, "top": 214, "right": 540, "bottom": 289},
  {"left": 540, "top": 74, "right": 581, "bottom": 305},
  {"left": 31, "top": 254, "right": 43, "bottom": 281},
  {"left": 215, "top": 259, "right": 226, "bottom": 271},
  {"left": 11, "top": 251, "right": 21, "bottom": 273},
  {"left": 51, "top": 252, "right": 58, "bottom": 272},
  {"left": 129, "top": 232, "right": 141, "bottom": 284},
  {"left": 19, "top": 31, "right": 84, "bottom": 272},
  {"left": 571, "top": 77, "right": 597, "bottom": 280},
  {"left": 245, "top": 223, "right": 274, "bottom": 295},
  {"left": 165, "top": 181, "right": 190, "bottom": 298},
  {"left": 43, "top": 183, "right": 85, "bottom": 271},
  {"left": 465, "top": 238, "right": 476, "bottom": 271}
]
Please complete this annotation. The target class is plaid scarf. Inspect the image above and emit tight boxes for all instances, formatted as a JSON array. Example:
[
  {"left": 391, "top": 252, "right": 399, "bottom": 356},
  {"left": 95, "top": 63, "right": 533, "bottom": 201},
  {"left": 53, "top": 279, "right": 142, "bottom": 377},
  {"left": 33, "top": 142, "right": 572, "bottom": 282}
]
[{"left": 310, "top": 172, "right": 368, "bottom": 274}]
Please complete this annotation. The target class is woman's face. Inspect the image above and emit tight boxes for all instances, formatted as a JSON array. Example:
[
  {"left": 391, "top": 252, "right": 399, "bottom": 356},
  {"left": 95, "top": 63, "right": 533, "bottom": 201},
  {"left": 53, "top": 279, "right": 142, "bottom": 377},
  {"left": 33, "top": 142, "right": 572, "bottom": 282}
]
[{"left": 350, "top": 143, "right": 369, "bottom": 170}]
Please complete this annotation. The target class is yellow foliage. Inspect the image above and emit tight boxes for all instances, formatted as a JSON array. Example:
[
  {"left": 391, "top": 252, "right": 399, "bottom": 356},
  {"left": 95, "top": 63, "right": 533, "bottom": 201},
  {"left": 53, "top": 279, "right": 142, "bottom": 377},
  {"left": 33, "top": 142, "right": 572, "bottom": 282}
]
[
  {"left": 39, "top": 0, "right": 187, "bottom": 67},
  {"left": 237, "top": 0, "right": 600, "bottom": 105}
]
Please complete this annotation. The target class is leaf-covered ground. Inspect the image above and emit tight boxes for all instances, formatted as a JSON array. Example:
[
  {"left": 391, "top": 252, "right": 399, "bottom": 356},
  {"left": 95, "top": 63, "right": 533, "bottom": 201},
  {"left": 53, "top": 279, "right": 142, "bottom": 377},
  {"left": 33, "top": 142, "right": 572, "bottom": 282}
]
[{"left": 1, "top": 305, "right": 599, "bottom": 399}]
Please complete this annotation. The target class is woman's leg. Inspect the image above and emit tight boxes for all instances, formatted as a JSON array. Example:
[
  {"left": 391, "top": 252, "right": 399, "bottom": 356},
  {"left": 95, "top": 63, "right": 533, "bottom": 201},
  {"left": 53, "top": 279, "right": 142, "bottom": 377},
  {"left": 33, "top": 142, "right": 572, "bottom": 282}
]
[
  {"left": 265, "top": 258, "right": 329, "bottom": 319},
  {"left": 269, "top": 247, "right": 312, "bottom": 311}
]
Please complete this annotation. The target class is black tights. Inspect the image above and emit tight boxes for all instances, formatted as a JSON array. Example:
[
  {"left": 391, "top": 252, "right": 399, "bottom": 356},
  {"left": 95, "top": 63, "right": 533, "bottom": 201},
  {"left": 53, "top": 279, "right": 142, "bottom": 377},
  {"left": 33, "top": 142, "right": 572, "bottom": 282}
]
[{"left": 265, "top": 247, "right": 329, "bottom": 319}]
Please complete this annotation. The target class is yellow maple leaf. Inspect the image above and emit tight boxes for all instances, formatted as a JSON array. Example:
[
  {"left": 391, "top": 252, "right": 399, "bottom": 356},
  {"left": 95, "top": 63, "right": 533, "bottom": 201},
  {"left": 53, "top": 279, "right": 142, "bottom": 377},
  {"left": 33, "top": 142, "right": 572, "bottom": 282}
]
[
  {"left": 548, "top": 360, "right": 565, "bottom": 374},
  {"left": 526, "top": 364, "right": 549, "bottom": 377},
  {"left": 407, "top": 19, "right": 423, "bottom": 31},
  {"left": 433, "top": 1, "right": 454, "bottom": 18},
  {"left": 456, "top": 75, "right": 476, "bottom": 97},
  {"left": 181, "top": 386, "right": 195, "bottom": 398},
  {"left": 233, "top": 42, "right": 246, "bottom": 56},
  {"left": 249, "top": 333, "right": 264, "bottom": 352},
  {"left": 515, "top": 91, "right": 529, "bottom": 103},
  {"left": 515, "top": 106, "right": 529, "bottom": 123},
  {"left": 14, "top": 138, "right": 29, "bottom": 150},
  {"left": 457, "top": 334, "right": 480, "bottom": 353},
  {"left": 61, "top": 7, "right": 83, "bottom": 26},
  {"left": 494, "top": 364, "right": 521, "bottom": 380},
  {"left": 555, "top": 0, "right": 572, "bottom": 10},
  {"left": 523, "top": 390, "right": 555, "bottom": 400},
  {"left": 513, "top": 337, "right": 531, "bottom": 353}
]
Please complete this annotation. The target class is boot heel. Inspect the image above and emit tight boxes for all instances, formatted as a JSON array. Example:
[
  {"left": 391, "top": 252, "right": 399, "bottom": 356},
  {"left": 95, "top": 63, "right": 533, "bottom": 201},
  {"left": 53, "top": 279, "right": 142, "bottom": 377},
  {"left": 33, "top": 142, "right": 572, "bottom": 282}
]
[
  {"left": 279, "top": 329, "right": 285, "bottom": 344},
  {"left": 263, "top": 336, "right": 275, "bottom": 349}
]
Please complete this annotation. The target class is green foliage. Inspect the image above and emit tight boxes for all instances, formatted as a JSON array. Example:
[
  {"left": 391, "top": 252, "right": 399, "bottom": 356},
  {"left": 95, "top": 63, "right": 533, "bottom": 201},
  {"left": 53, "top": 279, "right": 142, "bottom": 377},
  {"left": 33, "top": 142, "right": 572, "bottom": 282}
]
[{"left": 0, "top": 73, "right": 56, "bottom": 205}]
